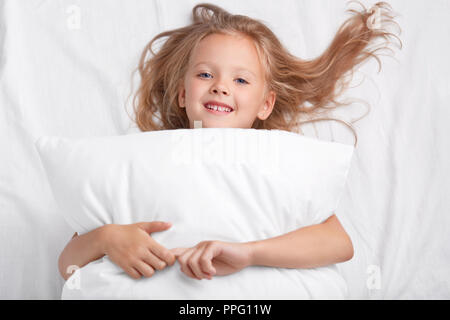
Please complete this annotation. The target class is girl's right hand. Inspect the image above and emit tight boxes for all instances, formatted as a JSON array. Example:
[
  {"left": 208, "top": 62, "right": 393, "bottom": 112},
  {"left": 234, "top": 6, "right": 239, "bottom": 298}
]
[{"left": 100, "top": 221, "right": 175, "bottom": 279}]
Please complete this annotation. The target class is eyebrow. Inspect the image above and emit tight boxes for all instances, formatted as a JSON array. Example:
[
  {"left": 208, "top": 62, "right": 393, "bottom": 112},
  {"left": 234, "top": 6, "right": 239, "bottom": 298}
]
[{"left": 193, "top": 62, "right": 257, "bottom": 78}]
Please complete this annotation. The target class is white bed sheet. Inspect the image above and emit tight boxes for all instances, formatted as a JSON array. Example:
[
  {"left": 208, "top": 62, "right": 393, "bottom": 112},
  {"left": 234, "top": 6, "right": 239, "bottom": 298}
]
[{"left": 0, "top": 0, "right": 449, "bottom": 299}]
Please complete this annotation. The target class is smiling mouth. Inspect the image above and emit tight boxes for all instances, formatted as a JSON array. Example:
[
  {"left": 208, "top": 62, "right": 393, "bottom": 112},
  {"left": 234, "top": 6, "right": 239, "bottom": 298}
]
[{"left": 203, "top": 104, "right": 234, "bottom": 115}]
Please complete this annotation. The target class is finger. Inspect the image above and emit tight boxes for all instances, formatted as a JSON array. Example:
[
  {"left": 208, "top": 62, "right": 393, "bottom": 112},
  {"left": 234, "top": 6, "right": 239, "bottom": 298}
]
[
  {"left": 115, "top": 260, "right": 142, "bottom": 280},
  {"left": 199, "top": 244, "right": 218, "bottom": 275},
  {"left": 170, "top": 247, "right": 189, "bottom": 257},
  {"left": 189, "top": 246, "right": 211, "bottom": 279},
  {"left": 178, "top": 248, "right": 199, "bottom": 280},
  {"left": 125, "top": 266, "right": 142, "bottom": 280},
  {"left": 142, "top": 250, "right": 167, "bottom": 271},
  {"left": 134, "top": 260, "right": 155, "bottom": 278},
  {"left": 137, "top": 221, "right": 172, "bottom": 235},
  {"left": 148, "top": 240, "right": 176, "bottom": 266}
]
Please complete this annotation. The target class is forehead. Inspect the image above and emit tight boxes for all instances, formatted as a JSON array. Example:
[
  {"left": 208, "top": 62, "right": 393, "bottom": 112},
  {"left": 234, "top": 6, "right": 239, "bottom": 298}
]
[{"left": 189, "top": 33, "right": 263, "bottom": 76}]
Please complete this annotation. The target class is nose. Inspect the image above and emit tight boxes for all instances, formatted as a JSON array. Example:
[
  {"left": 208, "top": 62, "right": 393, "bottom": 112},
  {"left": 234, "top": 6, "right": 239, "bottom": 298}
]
[{"left": 210, "top": 82, "right": 229, "bottom": 96}]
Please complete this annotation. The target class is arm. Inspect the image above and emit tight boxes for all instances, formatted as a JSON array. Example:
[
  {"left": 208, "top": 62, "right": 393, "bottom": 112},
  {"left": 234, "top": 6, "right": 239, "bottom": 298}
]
[
  {"left": 58, "top": 222, "right": 176, "bottom": 281},
  {"left": 247, "top": 214, "right": 354, "bottom": 269},
  {"left": 172, "top": 214, "right": 354, "bottom": 280},
  {"left": 58, "top": 227, "right": 107, "bottom": 281}
]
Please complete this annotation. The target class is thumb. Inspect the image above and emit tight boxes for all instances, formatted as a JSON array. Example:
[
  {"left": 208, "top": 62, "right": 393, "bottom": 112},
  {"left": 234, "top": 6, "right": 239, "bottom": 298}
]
[{"left": 137, "top": 221, "right": 172, "bottom": 234}]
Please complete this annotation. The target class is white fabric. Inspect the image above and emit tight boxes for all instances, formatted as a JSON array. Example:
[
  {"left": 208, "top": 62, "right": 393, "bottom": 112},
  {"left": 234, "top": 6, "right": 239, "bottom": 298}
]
[
  {"left": 1, "top": 0, "right": 450, "bottom": 299},
  {"left": 35, "top": 128, "right": 354, "bottom": 299}
]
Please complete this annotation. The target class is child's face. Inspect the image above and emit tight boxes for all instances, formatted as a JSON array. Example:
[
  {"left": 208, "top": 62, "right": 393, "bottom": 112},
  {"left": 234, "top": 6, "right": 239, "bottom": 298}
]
[{"left": 178, "top": 33, "right": 276, "bottom": 129}]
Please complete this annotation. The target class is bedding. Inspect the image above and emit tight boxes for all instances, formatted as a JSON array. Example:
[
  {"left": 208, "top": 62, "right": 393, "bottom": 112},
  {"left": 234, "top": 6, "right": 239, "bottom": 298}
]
[
  {"left": 2, "top": 0, "right": 449, "bottom": 300},
  {"left": 35, "top": 128, "right": 354, "bottom": 299}
]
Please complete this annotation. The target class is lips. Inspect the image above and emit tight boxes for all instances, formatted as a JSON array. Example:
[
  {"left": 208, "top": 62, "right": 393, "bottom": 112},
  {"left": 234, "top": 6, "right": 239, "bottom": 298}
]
[{"left": 203, "top": 101, "right": 234, "bottom": 112}]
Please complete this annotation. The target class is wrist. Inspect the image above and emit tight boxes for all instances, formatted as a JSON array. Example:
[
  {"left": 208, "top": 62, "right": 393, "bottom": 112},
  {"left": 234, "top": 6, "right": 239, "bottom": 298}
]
[
  {"left": 97, "top": 224, "right": 115, "bottom": 255},
  {"left": 243, "top": 240, "right": 260, "bottom": 267}
]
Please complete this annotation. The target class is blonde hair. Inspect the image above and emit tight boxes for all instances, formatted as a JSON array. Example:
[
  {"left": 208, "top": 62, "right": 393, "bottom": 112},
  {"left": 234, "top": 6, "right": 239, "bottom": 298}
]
[{"left": 131, "top": 1, "right": 402, "bottom": 147}]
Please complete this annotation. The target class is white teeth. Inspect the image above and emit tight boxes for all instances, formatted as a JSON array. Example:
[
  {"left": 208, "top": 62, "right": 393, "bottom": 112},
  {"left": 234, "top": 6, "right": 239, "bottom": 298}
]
[{"left": 205, "top": 104, "right": 232, "bottom": 112}]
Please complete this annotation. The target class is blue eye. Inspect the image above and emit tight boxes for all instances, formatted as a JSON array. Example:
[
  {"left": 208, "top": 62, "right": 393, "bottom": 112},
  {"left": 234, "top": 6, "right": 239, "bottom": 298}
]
[
  {"left": 198, "top": 72, "right": 212, "bottom": 78},
  {"left": 235, "top": 78, "right": 248, "bottom": 84},
  {"left": 197, "top": 73, "right": 249, "bottom": 85}
]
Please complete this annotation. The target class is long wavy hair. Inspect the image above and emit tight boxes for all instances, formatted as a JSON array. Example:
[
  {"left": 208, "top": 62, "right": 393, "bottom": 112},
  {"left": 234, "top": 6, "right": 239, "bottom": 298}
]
[{"left": 130, "top": 1, "right": 402, "bottom": 147}]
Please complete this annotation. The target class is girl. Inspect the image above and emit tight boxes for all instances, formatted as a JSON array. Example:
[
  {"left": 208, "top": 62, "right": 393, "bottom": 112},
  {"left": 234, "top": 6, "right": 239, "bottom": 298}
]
[{"left": 59, "top": 2, "right": 401, "bottom": 283}]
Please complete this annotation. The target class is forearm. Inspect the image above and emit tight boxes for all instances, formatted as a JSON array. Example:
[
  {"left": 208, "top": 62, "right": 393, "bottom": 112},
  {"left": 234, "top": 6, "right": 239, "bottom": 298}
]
[
  {"left": 247, "top": 215, "right": 354, "bottom": 269},
  {"left": 58, "top": 226, "right": 107, "bottom": 280}
]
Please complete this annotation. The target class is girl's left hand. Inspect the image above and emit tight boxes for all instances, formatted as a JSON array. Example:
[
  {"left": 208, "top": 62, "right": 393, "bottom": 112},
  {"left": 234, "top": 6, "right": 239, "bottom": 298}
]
[{"left": 170, "top": 241, "right": 253, "bottom": 280}]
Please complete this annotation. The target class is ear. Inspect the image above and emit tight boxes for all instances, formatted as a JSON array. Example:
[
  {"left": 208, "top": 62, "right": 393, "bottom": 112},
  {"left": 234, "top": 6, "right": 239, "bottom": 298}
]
[
  {"left": 178, "top": 80, "right": 186, "bottom": 108},
  {"left": 257, "top": 90, "right": 276, "bottom": 120}
]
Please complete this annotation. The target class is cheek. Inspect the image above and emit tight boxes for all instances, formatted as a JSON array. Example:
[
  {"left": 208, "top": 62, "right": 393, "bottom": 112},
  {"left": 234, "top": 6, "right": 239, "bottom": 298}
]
[
  {"left": 184, "top": 82, "right": 206, "bottom": 114},
  {"left": 187, "top": 79, "right": 207, "bottom": 98},
  {"left": 238, "top": 91, "right": 261, "bottom": 112}
]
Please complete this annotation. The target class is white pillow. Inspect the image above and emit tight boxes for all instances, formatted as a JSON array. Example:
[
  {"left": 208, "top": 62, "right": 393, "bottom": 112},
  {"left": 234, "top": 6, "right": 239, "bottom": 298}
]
[{"left": 35, "top": 128, "right": 354, "bottom": 299}]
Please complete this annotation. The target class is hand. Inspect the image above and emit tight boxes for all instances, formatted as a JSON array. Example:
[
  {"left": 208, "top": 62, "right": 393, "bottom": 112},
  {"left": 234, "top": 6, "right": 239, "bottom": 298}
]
[
  {"left": 101, "top": 222, "right": 176, "bottom": 279},
  {"left": 170, "top": 240, "right": 253, "bottom": 280}
]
